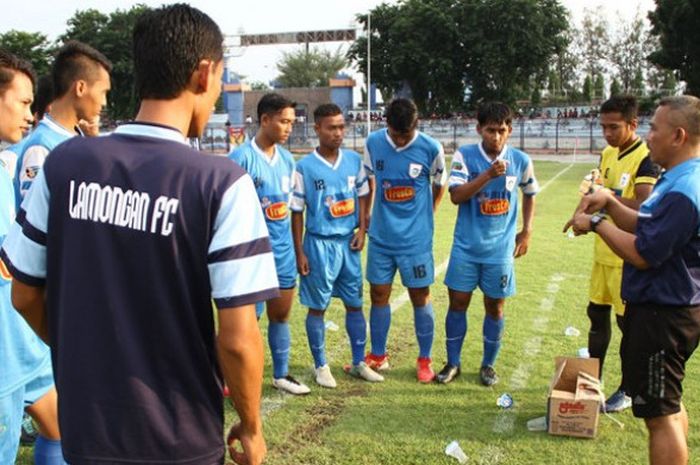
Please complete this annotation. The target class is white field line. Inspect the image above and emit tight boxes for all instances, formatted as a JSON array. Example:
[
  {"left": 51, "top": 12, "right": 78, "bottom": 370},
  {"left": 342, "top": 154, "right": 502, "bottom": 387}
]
[{"left": 261, "top": 162, "right": 575, "bottom": 418}]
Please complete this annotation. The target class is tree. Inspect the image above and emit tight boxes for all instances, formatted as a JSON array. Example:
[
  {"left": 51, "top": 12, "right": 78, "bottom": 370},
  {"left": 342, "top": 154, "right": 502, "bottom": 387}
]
[
  {"left": 582, "top": 75, "right": 593, "bottom": 102},
  {"left": 593, "top": 74, "right": 605, "bottom": 100},
  {"left": 348, "top": 0, "right": 464, "bottom": 113},
  {"left": 248, "top": 80, "right": 271, "bottom": 91},
  {"left": 648, "top": 0, "right": 700, "bottom": 95},
  {"left": 610, "top": 78, "right": 622, "bottom": 97},
  {"left": 0, "top": 30, "right": 53, "bottom": 77},
  {"left": 276, "top": 46, "right": 347, "bottom": 88},
  {"left": 578, "top": 8, "right": 611, "bottom": 80},
  {"left": 609, "top": 10, "right": 650, "bottom": 95},
  {"left": 60, "top": 5, "right": 150, "bottom": 122}
]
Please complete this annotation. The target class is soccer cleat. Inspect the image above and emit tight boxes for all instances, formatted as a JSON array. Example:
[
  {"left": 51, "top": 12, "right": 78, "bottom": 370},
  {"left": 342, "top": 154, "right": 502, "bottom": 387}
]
[
  {"left": 416, "top": 357, "right": 435, "bottom": 383},
  {"left": 436, "top": 363, "right": 461, "bottom": 384},
  {"left": 364, "top": 353, "right": 390, "bottom": 371},
  {"left": 272, "top": 375, "right": 311, "bottom": 395},
  {"left": 314, "top": 365, "right": 337, "bottom": 388},
  {"left": 344, "top": 362, "right": 385, "bottom": 382},
  {"left": 602, "top": 388, "right": 632, "bottom": 413},
  {"left": 479, "top": 365, "right": 499, "bottom": 387}
]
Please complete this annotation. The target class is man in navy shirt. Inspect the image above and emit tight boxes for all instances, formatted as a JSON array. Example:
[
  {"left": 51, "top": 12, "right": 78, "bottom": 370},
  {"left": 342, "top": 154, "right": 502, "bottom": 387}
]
[
  {"left": 567, "top": 96, "right": 700, "bottom": 465},
  {"left": 1, "top": 5, "right": 276, "bottom": 465}
]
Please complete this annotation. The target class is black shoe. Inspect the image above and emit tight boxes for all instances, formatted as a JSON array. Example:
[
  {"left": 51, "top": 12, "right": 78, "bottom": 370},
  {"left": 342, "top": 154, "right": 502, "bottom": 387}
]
[
  {"left": 479, "top": 365, "right": 499, "bottom": 386},
  {"left": 436, "top": 363, "right": 461, "bottom": 384}
]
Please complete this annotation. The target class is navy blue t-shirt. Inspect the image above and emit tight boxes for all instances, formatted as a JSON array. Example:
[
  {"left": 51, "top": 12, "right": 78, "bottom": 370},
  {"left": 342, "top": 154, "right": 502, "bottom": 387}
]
[
  {"left": 622, "top": 158, "right": 700, "bottom": 306},
  {"left": 1, "top": 123, "right": 279, "bottom": 464}
]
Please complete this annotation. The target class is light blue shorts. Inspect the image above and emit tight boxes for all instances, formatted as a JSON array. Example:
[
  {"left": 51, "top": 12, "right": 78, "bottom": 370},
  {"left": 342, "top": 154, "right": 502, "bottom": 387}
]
[
  {"left": 366, "top": 241, "right": 434, "bottom": 288},
  {"left": 444, "top": 250, "right": 515, "bottom": 298},
  {"left": 299, "top": 234, "right": 363, "bottom": 310},
  {"left": 0, "top": 360, "right": 54, "bottom": 463},
  {"left": 256, "top": 243, "right": 298, "bottom": 318}
]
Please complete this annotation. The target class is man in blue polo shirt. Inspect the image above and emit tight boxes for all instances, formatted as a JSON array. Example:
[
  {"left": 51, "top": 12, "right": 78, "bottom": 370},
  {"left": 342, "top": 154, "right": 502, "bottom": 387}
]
[
  {"left": 567, "top": 95, "right": 700, "bottom": 465},
  {"left": 2, "top": 6, "right": 275, "bottom": 465}
]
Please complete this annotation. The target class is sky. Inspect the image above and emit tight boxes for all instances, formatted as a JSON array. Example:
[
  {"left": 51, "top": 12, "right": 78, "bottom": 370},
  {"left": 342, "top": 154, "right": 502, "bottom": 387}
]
[{"left": 1, "top": 0, "right": 656, "bottom": 84}]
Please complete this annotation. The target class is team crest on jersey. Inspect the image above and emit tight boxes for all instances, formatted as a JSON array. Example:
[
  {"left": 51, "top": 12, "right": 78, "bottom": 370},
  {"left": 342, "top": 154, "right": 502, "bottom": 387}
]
[
  {"left": 480, "top": 198, "right": 510, "bottom": 216},
  {"left": 265, "top": 201, "right": 288, "bottom": 221},
  {"left": 619, "top": 173, "right": 630, "bottom": 188},
  {"left": 505, "top": 176, "right": 517, "bottom": 191},
  {"left": 25, "top": 166, "right": 40, "bottom": 179},
  {"left": 408, "top": 163, "right": 422, "bottom": 179},
  {"left": 329, "top": 198, "right": 355, "bottom": 218}
]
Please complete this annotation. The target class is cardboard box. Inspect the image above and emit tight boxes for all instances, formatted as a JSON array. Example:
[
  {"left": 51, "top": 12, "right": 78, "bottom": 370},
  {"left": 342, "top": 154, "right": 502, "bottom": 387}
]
[{"left": 547, "top": 357, "right": 602, "bottom": 439}]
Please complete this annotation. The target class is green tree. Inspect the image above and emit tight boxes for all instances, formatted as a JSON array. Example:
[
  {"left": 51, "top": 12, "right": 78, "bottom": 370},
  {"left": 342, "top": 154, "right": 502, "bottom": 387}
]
[
  {"left": 578, "top": 8, "right": 611, "bottom": 80},
  {"left": 276, "top": 46, "right": 347, "bottom": 88},
  {"left": 610, "top": 78, "right": 622, "bottom": 96},
  {"left": 248, "top": 80, "right": 271, "bottom": 91},
  {"left": 60, "top": 5, "right": 150, "bottom": 121},
  {"left": 593, "top": 74, "right": 605, "bottom": 100},
  {"left": 582, "top": 75, "right": 592, "bottom": 102},
  {"left": 609, "top": 11, "right": 650, "bottom": 94},
  {"left": 0, "top": 30, "right": 53, "bottom": 77},
  {"left": 648, "top": 0, "right": 700, "bottom": 95}
]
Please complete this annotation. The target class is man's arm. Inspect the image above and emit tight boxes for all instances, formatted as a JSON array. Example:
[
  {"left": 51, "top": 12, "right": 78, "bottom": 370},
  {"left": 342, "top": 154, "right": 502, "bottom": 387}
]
[
  {"left": 514, "top": 194, "right": 535, "bottom": 258},
  {"left": 217, "top": 305, "right": 266, "bottom": 465},
  {"left": 11, "top": 280, "right": 49, "bottom": 343},
  {"left": 291, "top": 211, "right": 309, "bottom": 275},
  {"left": 432, "top": 183, "right": 446, "bottom": 212},
  {"left": 564, "top": 188, "right": 639, "bottom": 234},
  {"left": 571, "top": 213, "right": 649, "bottom": 269},
  {"left": 618, "top": 183, "right": 654, "bottom": 210},
  {"left": 351, "top": 194, "right": 369, "bottom": 251},
  {"left": 450, "top": 159, "right": 506, "bottom": 204}
]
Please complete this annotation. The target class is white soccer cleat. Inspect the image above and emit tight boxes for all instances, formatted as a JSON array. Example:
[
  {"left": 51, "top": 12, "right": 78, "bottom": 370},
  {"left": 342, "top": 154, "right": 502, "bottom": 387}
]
[
  {"left": 272, "top": 375, "right": 311, "bottom": 395},
  {"left": 345, "top": 361, "right": 384, "bottom": 382},
  {"left": 314, "top": 365, "right": 337, "bottom": 388}
]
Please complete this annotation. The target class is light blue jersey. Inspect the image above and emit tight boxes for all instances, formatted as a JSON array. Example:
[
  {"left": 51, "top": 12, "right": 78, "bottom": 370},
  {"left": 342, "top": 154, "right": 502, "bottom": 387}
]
[
  {"left": 291, "top": 149, "right": 369, "bottom": 237},
  {"left": 229, "top": 138, "right": 295, "bottom": 255},
  {"left": 448, "top": 143, "right": 539, "bottom": 264},
  {"left": 363, "top": 129, "right": 446, "bottom": 254},
  {"left": 15, "top": 115, "right": 76, "bottom": 204},
  {"left": 0, "top": 168, "right": 51, "bottom": 398}
]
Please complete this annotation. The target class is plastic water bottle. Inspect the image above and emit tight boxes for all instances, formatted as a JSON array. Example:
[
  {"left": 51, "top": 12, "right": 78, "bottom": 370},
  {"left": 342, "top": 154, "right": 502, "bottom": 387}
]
[
  {"left": 496, "top": 393, "right": 514, "bottom": 409},
  {"left": 564, "top": 326, "right": 581, "bottom": 337}
]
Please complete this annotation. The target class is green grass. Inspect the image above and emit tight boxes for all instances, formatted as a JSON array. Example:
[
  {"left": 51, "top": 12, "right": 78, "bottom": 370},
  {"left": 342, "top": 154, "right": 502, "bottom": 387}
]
[{"left": 16, "top": 161, "right": 700, "bottom": 464}]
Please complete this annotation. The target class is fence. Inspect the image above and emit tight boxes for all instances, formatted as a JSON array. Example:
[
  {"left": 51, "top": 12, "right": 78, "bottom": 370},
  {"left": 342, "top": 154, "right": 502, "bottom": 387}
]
[{"left": 198, "top": 116, "right": 651, "bottom": 156}]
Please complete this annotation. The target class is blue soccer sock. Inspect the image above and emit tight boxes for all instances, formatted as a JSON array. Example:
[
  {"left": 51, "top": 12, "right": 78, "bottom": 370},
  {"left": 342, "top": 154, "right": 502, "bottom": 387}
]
[
  {"left": 482, "top": 315, "right": 505, "bottom": 368},
  {"left": 345, "top": 310, "right": 367, "bottom": 366},
  {"left": 369, "top": 305, "right": 391, "bottom": 356},
  {"left": 269, "top": 321, "right": 291, "bottom": 379},
  {"left": 414, "top": 303, "right": 435, "bottom": 359},
  {"left": 305, "top": 313, "right": 326, "bottom": 369},
  {"left": 34, "top": 435, "right": 68, "bottom": 465},
  {"left": 445, "top": 310, "right": 468, "bottom": 366}
]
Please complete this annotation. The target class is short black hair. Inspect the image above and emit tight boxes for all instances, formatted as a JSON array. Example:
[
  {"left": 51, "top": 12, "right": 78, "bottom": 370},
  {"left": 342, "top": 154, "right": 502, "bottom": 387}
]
[
  {"left": 385, "top": 98, "right": 417, "bottom": 133},
  {"left": 257, "top": 93, "right": 295, "bottom": 122},
  {"left": 52, "top": 41, "right": 112, "bottom": 99},
  {"left": 133, "top": 4, "right": 223, "bottom": 100},
  {"left": 314, "top": 103, "right": 342, "bottom": 123},
  {"left": 658, "top": 95, "right": 700, "bottom": 142},
  {"left": 31, "top": 75, "right": 53, "bottom": 119},
  {"left": 477, "top": 102, "right": 513, "bottom": 126},
  {"left": 600, "top": 95, "right": 638, "bottom": 122},
  {"left": 0, "top": 48, "right": 36, "bottom": 96}
]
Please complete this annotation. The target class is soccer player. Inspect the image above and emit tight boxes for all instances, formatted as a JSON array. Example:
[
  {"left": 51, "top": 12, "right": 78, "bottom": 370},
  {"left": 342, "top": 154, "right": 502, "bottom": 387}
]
[
  {"left": 291, "top": 103, "right": 383, "bottom": 388},
  {"left": 1, "top": 5, "right": 275, "bottom": 465},
  {"left": 568, "top": 95, "right": 700, "bottom": 465},
  {"left": 229, "top": 93, "right": 310, "bottom": 395},
  {"left": 0, "top": 75, "right": 52, "bottom": 183},
  {"left": 363, "top": 98, "right": 446, "bottom": 383},
  {"left": 15, "top": 40, "right": 111, "bottom": 202},
  {"left": 437, "top": 102, "right": 538, "bottom": 386},
  {"left": 579, "top": 96, "right": 659, "bottom": 412},
  {"left": 0, "top": 49, "right": 67, "bottom": 465}
]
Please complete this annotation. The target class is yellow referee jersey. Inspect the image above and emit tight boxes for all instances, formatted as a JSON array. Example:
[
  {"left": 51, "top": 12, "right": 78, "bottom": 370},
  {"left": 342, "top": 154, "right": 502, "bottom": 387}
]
[{"left": 594, "top": 138, "right": 660, "bottom": 266}]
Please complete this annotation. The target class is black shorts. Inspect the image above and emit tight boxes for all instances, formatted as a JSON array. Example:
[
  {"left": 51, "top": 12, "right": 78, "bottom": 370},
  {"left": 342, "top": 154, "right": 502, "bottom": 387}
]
[{"left": 621, "top": 302, "right": 700, "bottom": 418}]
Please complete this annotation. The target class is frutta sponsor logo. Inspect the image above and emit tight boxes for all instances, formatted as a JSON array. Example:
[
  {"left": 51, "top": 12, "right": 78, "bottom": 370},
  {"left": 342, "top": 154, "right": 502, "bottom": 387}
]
[
  {"left": 480, "top": 198, "right": 509, "bottom": 215},
  {"left": 265, "top": 202, "right": 288, "bottom": 221},
  {"left": 558, "top": 401, "right": 586, "bottom": 415},
  {"left": 330, "top": 198, "right": 355, "bottom": 218},
  {"left": 383, "top": 182, "right": 415, "bottom": 202}
]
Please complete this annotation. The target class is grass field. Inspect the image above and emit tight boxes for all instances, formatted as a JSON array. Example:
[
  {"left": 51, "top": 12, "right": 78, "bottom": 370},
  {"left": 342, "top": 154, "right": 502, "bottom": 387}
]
[{"left": 16, "top": 160, "right": 700, "bottom": 464}]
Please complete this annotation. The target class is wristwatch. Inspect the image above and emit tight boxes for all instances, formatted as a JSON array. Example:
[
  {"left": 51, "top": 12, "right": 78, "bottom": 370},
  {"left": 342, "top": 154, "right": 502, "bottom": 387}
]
[{"left": 590, "top": 213, "right": 605, "bottom": 233}]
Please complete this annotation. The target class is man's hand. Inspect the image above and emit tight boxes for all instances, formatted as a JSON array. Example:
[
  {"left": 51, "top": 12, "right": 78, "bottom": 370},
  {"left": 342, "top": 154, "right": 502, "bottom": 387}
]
[
  {"left": 514, "top": 229, "right": 531, "bottom": 258},
  {"left": 488, "top": 159, "right": 507, "bottom": 178},
  {"left": 568, "top": 212, "right": 594, "bottom": 236},
  {"left": 563, "top": 188, "right": 613, "bottom": 234},
  {"left": 78, "top": 117, "right": 100, "bottom": 137},
  {"left": 296, "top": 252, "right": 310, "bottom": 276},
  {"left": 227, "top": 422, "right": 266, "bottom": 465},
  {"left": 350, "top": 229, "right": 366, "bottom": 251}
]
